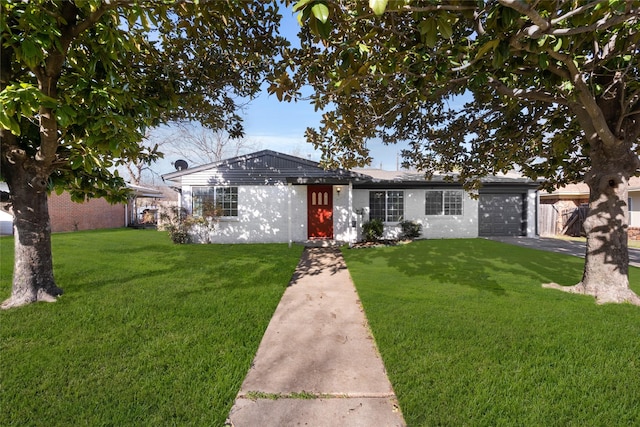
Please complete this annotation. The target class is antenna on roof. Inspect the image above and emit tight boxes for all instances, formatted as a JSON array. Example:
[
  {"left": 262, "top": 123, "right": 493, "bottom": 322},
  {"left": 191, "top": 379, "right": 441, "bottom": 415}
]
[{"left": 174, "top": 159, "right": 188, "bottom": 171}]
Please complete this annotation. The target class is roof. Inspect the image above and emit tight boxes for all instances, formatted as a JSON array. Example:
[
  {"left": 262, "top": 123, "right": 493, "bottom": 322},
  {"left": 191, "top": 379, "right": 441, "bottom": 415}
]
[
  {"left": 351, "top": 168, "right": 538, "bottom": 191},
  {"left": 161, "top": 150, "right": 369, "bottom": 185},
  {"left": 126, "top": 183, "right": 164, "bottom": 198},
  {"left": 0, "top": 181, "right": 163, "bottom": 200},
  {"left": 541, "top": 177, "right": 640, "bottom": 198},
  {"left": 161, "top": 150, "right": 539, "bottom": 191}
]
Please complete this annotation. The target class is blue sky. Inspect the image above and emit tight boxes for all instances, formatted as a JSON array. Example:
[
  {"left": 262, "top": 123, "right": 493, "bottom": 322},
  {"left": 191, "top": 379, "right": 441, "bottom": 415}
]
[
  {"left": 153, "top": 5, "right": 408, "bottom": 179},
  {"left": 233, "top": 6, "right": 406, "bottom": 170}
]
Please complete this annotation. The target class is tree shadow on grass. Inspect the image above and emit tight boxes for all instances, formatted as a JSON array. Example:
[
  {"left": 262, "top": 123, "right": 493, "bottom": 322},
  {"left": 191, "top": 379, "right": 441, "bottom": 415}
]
[
  {"left": 343, "top": 239, "right": 584, "bottom": 297},
  {"left": 56, "top": 243, "right": 303, "bottom": 297}
]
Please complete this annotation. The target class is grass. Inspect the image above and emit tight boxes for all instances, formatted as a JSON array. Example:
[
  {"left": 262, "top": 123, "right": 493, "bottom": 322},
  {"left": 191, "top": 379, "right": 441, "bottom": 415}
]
[
  {"left": 552, "top": 234, "right": 640, "bottom": 249},
  {"left": 342, "top": 239, "right": 640, "bottom": 427},
  {"left": 0, "top": 229, "right": 303, "bottom": 426}
]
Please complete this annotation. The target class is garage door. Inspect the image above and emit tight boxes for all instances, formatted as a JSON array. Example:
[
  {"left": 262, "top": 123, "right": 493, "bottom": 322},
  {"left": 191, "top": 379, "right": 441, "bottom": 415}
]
[{"left": 479, "top": 194, "right": 525, "bottom": 236}]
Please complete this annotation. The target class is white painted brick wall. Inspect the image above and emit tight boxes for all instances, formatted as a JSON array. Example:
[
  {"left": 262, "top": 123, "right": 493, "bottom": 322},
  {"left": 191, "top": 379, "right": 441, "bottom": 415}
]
[
  {"left": 352, "top": 189, "right": 479, "bottom": 239},
  {"left": 178, "top": 179, "right": 535, "bottom": 243}
]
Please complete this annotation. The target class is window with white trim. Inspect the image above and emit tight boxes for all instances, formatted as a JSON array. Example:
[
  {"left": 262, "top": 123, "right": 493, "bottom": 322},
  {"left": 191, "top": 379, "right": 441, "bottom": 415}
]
[
  {"left": 369, "top": 190, "right": 404, "bottom": 222},
  {"left": 192, "top": 186, "right": 238, "bottom": 217},
  {"left": 425, "top": 190, "right": 463, "bottom": 215}
]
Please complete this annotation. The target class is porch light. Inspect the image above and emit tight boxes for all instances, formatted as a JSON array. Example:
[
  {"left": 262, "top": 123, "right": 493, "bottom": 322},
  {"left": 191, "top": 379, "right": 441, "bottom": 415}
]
[{"left": 336, "top": 186, "right": 342, "bottom": 195}]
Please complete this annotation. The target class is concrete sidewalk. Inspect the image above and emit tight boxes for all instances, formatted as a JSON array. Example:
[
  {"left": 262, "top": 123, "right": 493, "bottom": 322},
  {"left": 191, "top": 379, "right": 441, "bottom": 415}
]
[{"left": 227, "top": 248, "right": 406, "bottom": 427}]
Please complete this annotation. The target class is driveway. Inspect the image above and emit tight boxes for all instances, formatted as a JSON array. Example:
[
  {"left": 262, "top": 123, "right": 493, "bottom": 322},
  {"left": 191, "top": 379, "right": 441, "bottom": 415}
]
[{"left": 487, "top": 236, "right": 640, "bottom": 268}]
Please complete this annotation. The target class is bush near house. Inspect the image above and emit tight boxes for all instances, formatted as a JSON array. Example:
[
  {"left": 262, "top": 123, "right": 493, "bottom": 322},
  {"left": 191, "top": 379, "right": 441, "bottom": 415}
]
[
  {"left": 399, "top": 220, "right": 422, "bottom": 239},
  {"left": 362, "top": 218, "right": 384, "bottom": 241},
  {"left": 160, "top": 201, "right": 222, "bottom": 244}
]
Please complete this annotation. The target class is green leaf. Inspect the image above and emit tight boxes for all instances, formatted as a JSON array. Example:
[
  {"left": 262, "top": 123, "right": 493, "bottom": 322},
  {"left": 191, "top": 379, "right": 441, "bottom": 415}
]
[
  {"left": 421, "top": 18, "right": 438, "bottom": 47},
  {"left": 369, "top": 0, "right": 388, "bottom": 16},
  {"left": 475, "top": 39, "right": 499, "bottom": 60},
  {"left": 539, "top": 53, "right": 549, "bottom": 69},
  {"left": 293, "top": 0, "right": 313, "bottom": 13},
  {"left": 317, "top": 18, "right": 331, "bottom": 39},
  {"left": 425, "top": 30, "right": 437, "bottom": 48},
  {"left": 0, "top": 108, "right": 21, "bottom": 136},
  {"left": 437, "top": 16, "right": 453, "bottom": 39},
  {"left": 553, "top": 37, "right": 563, "bottom": 52},
  {"left": 20, "top": 39, "right": 41, "bottom": 68},
  {"left": 311, "top": 2, "right": 329, "bottom": 24}
]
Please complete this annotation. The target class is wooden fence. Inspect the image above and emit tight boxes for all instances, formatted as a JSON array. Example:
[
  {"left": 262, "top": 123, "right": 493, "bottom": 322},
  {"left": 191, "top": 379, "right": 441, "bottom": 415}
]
[{"left": 539, "top": 204, "right": 588, "bottom": 237}]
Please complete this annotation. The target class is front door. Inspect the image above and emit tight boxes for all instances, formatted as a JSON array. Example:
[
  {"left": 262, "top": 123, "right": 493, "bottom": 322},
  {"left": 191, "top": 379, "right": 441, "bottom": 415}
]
[{"left": 307, "top": 185, "right": 333, "bottom": 239}]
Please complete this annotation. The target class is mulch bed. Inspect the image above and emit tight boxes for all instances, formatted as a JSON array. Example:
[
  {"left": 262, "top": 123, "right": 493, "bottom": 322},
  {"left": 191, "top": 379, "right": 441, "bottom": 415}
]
[{"left": 348, "top": 239, "right": 413, "bottom": 249}]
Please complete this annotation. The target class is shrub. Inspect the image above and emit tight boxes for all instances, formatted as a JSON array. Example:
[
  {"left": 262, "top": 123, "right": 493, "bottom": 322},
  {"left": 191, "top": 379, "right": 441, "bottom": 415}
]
[
  {"left": 362, "top": 218, "right": 384, "bottom": 241},
  {"left": 400, "top": 220, "right": 422, "bottom": 239},
  {"left": 159, "top": 205, "right": 221, "bottom": 244},
  {"left": 159, "top": 206, "right": 192, "bottom": 244}
]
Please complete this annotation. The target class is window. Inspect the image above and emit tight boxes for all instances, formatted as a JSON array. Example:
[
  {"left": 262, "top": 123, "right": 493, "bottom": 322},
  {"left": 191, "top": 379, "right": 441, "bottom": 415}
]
[
  {"left": 369, "top": 190, "right": 404, "bottom": 222},
  {"left": 425, "top": 190, "right": 463, "bottom": 215},
  {"left": 192, "top": 186, "right": 238, "bottom": 217}
]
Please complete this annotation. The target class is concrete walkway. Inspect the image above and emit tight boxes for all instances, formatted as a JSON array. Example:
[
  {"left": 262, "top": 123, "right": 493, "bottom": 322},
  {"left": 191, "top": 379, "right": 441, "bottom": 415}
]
[
  {"left": 227, "top": 248, "right": 406, "bottom": 427},
  {"left": 487, "top": 236, "right": 640, "bottom": 267}
]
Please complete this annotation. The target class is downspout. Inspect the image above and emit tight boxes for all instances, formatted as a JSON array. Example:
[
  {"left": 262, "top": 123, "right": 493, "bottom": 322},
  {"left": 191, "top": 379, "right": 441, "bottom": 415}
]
[
  {"left": 535, "top": 190, "right": 540, "bottom": 237},
  {"left": 349, "top": 181, "right": 354, "bottom": 244},
  {"left": 288, "top": 183, "right": 292, "bottom": 248}
]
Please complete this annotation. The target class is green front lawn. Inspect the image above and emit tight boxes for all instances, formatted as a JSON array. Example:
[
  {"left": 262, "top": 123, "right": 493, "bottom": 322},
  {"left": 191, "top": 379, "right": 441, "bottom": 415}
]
[
  {"left": 3, "top": 232, "right": 639, "bottom": 426},
  {"left": 343, "top": 239, "right": 640, "bottom": 426},
  {"left": 0, "top": 229, "right": 303, "bottom": 426}
]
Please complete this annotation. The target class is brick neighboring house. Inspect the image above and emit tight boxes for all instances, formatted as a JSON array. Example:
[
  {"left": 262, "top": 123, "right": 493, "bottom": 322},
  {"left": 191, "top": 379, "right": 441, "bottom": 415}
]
[
  {"left": 48, "top": 191, "right": 127, "bottom": 232},
  {"left": 0, "top": 183, "right": 164, "bottom": 235}
]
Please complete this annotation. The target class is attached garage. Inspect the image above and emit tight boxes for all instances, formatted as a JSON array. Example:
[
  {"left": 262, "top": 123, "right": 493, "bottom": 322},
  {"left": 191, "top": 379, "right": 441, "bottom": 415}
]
[{"left": 478, "top": 193, "right": 527, "bottom": 236}]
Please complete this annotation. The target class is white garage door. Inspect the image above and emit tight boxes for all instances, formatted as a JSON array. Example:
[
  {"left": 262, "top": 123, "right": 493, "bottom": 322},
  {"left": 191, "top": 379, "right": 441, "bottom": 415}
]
[{"left": 479, "top": 194, "right": 525, "bottom": 236}]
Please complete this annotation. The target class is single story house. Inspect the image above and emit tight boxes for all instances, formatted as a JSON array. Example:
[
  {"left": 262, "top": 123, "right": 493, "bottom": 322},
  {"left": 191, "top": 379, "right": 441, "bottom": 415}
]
[{"left": 161, "top": 150, "right": 539, "bottom": 244}]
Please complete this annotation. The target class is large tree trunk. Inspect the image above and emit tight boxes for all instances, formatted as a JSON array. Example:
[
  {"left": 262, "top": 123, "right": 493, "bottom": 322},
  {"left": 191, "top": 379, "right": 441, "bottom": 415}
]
[
  {"left": 1, "top": 165, "right": 63, "bottom": 309},
  {"left": 544, "top": 159, "right": 640, "bottom": 305}
]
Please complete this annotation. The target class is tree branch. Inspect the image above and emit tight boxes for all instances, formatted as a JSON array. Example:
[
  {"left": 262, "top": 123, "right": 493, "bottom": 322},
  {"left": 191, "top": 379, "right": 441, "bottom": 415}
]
[
  {"left": 36, "top": 2, "right": 114, "bottom": 168},
  {"left": 488, "top": 77, "right": 564, "bottom": 105},
  {"left": 551, "top": 1, "right": 608, "bottom": 25},
  {"left": 499, "top": 0, "right": 550, "bottom": 32},
  {"left": 69, "top": 3, "right": 113, "bottom": 39},
  {"left": 502, "top": 0, "right": 639, "bottom": 40},
  {"left": 548, "top": 12, "right": 639, "bottom": 37},
  {"left": 547, "top": 49, "right": 620, "bottom": 148}
]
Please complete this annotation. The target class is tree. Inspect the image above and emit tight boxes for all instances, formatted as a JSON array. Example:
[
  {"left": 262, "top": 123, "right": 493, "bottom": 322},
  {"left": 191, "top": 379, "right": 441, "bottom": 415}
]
[
  {"left": 0, "top": 1, "right": 286, "bottom": 308},
  {"left": 275, "top": 0, "right": 640, "bottom": 304},
  {"left": 123, "top": 132, "right": 160, "bottom": 186},
  {"left": 163, "top": 122, "right": 259, "bottom": 166}
]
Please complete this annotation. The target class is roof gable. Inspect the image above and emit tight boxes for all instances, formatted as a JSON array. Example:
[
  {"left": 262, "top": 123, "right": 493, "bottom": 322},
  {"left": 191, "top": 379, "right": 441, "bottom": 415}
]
[{"left": 162, "top": 150, "right": 367, "bottom": 185}]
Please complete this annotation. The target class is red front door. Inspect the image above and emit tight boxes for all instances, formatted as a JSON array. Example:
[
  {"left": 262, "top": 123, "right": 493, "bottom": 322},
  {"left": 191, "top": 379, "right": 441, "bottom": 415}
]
[{"left": 307, "top": 185, "right": 333, "bottom": 239}]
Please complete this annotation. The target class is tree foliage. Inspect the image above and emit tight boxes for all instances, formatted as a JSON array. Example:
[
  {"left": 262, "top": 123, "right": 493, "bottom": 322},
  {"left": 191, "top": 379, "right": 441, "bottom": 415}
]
[
  {"left": 277, "top": 0, "right": 640, "bottom": 304},
  {"left": 277, "top": 0, "right": 640, "bottom": 191},
  {"left": 1, "top": 0, "right": 286, "bottom": 201},
  {"left": 0, "top": 0, "right": 286, "bottom": 308}
]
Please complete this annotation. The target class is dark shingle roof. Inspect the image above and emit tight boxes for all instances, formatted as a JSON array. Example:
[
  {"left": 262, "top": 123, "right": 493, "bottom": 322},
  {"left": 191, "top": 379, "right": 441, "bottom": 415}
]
[{"left": 161, "top": 150, "right": 369, "bottom": 185}]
